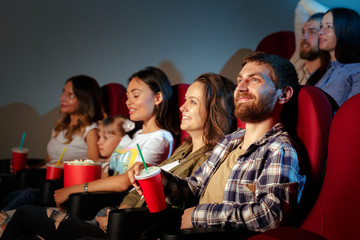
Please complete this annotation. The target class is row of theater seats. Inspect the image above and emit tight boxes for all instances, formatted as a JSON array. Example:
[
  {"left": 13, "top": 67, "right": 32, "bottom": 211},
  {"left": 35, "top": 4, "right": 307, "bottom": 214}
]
[
  {"left": 0, "top": 82, "right": 191, "bottom": 211},
  {"left": 111, "top": 86, "right": 358, "bottom": 240},
  {"left": 98, "top": 84, "right": 336, "bottom": 240},
  {"left": 248, "top": 92, "right": 360, "bottom": 240},
  {"left": 5, "top": 32, "right": 359, "bottom": 239},
  {"left": 3, "top": 80, "right": 356, "bottom": 240},
  {"left": 2, "top": 80, "right": 360, "bottom": 239},
  {"left": 70, "top": 82, "right": 358, "bottom": 240},
  {"left": 0, "top": 29, "right": 294, "bottom": 178},
  {"left": 0, "top": 83, "right": 142, "bottom": 208},
  {"left": 41, "top": 30, "right": 309, "bottom": 220},
  {"left": 64, "top": 82, "right": 191, "bottom": 220}
]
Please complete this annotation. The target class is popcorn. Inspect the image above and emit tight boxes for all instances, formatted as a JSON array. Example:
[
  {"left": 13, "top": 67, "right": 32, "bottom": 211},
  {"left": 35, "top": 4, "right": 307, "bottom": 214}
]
[{"left": 64, "top": 159, "right": 99, "bottom": 165}]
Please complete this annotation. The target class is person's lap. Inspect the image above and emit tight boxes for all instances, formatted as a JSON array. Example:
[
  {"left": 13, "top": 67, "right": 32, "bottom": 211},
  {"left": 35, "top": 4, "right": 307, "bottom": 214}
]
[{"left": 1, "top": 206, "right": 106, "bottom": 240}]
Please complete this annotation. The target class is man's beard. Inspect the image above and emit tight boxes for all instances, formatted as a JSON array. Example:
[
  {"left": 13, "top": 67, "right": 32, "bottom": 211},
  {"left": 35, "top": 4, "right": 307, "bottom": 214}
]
[
  {"left": 300, "top": 46, "right": 320, "bottom": 61},
  {"left": 235, "top": 91, "right": 277, "bottom": 123}
]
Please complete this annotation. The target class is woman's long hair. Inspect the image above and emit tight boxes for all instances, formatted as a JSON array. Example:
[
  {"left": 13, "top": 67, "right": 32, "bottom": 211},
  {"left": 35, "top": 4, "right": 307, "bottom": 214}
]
[
  {"left": 54, "top": 75, "right": 104, "bottom": 143},
  {"left": 306, "top": 51, "right": 330, "bottom": 86},
  {"left": 330, "top": 8, "right": 360, "bottom": 63},
  {"left": 194, "top": 73, "right": 237, "bottom": 149},
  {"left": 128, "top": 67, "right": 180, "bottom": 140},
  {"left": 307, "top": 8, "right": 360, "bottom": 86}
]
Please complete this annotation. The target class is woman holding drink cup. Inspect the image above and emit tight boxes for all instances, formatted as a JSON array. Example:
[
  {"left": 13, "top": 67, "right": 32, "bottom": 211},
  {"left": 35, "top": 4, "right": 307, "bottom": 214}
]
[
  {"left": 39, "top": 74, "right": 104, "bottom": 181},
  {"left": 118, "top": 73, "right": 237, "bottom": 210},
  {"left": 4, "top": 74, "right": 103, "bottom": 178},
  {"left": 15, "top": 74, "right": 104, "bottom": 171},
  {"left": 0, "top": 75, "right": 104, "bottom": 215},
  {"left": 0, "top": 73, "right": 237, "bottom": 239}
]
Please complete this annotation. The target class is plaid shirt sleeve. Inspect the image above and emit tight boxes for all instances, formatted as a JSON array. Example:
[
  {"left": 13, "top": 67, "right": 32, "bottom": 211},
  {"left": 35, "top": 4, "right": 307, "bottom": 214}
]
[{"left": 191, "top": 138, "right": 305, "bottom": 232}]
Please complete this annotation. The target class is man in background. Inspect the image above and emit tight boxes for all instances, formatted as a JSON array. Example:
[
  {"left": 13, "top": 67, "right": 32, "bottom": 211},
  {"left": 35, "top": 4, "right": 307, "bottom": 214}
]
[{"left": 290, "top": 0, "right": 328, "bottom": 84}]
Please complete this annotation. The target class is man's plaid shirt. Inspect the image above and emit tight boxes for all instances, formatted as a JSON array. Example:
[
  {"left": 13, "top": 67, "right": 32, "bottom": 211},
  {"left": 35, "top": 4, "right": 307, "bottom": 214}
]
[{"left": 162, "top": 122, "right": 306, "bottom": 232}]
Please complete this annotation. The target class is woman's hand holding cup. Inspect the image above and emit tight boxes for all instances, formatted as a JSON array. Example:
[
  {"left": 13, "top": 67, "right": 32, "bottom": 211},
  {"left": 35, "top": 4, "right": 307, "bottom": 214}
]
[{"left": 128, "top": 162, "right": 145, "bottom": 196}]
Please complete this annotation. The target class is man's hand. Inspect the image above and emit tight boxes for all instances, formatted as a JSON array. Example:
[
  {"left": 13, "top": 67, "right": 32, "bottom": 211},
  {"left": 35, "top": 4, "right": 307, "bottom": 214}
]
[
  {"left": 181, "top": 207, "right": 195, "bottom": 229},
  {"left": 128, "top": 162, "right": 145, "bottom": 196}
]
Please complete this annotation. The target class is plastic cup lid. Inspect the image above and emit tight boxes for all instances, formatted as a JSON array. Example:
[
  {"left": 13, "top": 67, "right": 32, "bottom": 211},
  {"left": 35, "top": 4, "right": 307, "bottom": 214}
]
[
  {"left": 12, "top": 147, "right": 29, "bottom": 153},
  {"left": 134, "top": 166, "right": 161, "bottom": 180}
]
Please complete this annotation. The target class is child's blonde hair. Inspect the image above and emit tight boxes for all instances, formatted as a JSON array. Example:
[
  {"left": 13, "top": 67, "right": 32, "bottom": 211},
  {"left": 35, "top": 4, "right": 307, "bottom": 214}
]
[{"left": 99, "top": 115, "right": 135, "bottom": 138}]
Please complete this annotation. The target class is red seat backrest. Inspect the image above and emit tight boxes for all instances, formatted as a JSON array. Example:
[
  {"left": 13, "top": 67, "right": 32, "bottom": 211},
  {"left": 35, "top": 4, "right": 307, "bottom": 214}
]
[
  {"left": 238, "top": 86, "right": 332, "bottom": 196},
  {"left": 102, "top": 83, "right": 190, "bottom": 147},
  {"left": 301, "top": 93, "right": 360, "bottom": 239},
  {"left": 279, "top": 86, "right": 333, "bottom": 226},
  {"left": 256, "top": 31, "right": 295, "bottom": 60},
  {"left": 295, "top": 86, "right": 332, "bottom": 189},
  {"left": 101, "top": 83, "right": 129, "bottom": 118},
  {"left": 172, "top": 83, "right": 190, "bottom": 145},
  {"left": 236, "top": 86, "right": 332, "bottom": 208},
  {"left": 248, "top": 87, "right": 334, "bottom": 240}
]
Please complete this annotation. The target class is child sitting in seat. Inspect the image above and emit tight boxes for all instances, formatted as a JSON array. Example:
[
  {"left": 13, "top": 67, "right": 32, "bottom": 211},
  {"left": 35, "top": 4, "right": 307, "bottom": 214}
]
[
  {"left": 0, "top": 115, "right": 135, "bottom": 235},
  {"left": 53, "top": 115, "right": 135, "bottom": 207},
  {"left": 97, "top": 115, "right": 135, "bottom": 178}
]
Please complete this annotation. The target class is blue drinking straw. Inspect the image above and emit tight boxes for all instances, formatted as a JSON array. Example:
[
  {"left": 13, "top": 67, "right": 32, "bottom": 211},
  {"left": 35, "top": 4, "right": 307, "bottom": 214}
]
[
  {"left": 136, "top": 144, "right": 148, "bottom": 171},
  {"left": 19, "top": 132, "right": 26, "bottom": 151}
]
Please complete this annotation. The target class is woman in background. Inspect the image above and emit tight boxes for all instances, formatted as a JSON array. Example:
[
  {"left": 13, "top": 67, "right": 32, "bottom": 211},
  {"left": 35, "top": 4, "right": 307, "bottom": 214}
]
[
  {"left": 46, "top": 75, "right": 104, "bottom": 165},
  {"left": 307, "top": 7, "right": 360, "bottom": 106},
  {"left": 1, "top": 75, "right": 104, "bottom": 208},
  {"left": 0, "top": 75, "right": 104, "bottom": 233}
]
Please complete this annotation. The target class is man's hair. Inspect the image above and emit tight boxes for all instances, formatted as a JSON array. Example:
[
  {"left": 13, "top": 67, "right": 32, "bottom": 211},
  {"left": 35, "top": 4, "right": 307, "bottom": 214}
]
[
  {"left": 241, "top": 52, "right": 300, "bottom": 131},
  {"left": 241, "top": 52, "right": 300, "bottom": 92},
  {"left": 307, "top": 12, "right": 324, "bottom": 22}
]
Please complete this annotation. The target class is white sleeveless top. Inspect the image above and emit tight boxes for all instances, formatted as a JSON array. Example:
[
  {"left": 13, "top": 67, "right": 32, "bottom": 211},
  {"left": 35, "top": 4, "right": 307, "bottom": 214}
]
[{"left": 47, "top": 122, "right": 98, "bottom": 163}]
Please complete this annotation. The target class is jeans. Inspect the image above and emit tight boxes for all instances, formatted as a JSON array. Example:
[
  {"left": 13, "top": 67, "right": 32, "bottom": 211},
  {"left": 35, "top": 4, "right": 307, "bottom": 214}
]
[{"left": 2, "top": 188, "right": 39, "bottom": 211}]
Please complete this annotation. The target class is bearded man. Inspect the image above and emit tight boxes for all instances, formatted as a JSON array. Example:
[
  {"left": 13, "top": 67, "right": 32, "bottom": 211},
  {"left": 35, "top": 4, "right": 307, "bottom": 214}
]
[
  {"left": 130, "top": 52, "right": 306, "bottom": 233},
  {"left": 291, "top": 12, "right": 326, "bottom": 84}
]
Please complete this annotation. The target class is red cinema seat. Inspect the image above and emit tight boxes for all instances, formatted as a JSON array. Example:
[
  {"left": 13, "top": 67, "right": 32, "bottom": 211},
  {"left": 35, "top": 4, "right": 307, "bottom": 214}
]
[
  {"left": 101, "top": 83, "right": 129, "bottom": 117},
  {"left": 256, "top": 31, "right": 295, "bottom": 60},
  {"left": 251, "top": 93, "right": 360, "bottom": 239},
  {"left": 161, "top": 86, "right": 334, "bottom": 240},
  {"left": 172, "top": 83, "right": 190, "bottom": 145}
]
